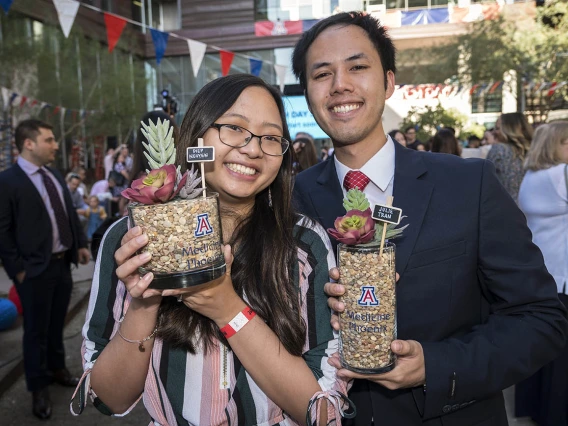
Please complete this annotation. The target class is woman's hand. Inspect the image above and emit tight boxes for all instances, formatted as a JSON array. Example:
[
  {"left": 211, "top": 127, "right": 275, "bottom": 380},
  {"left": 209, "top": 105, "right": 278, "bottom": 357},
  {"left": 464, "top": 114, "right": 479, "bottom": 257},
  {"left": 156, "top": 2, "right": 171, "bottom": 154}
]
[
  {"left": 115, "top": 226, "right": 162, "bottom": 305},
  {"left": 163, "top": 245, "right": 246, "bottom": 327}
]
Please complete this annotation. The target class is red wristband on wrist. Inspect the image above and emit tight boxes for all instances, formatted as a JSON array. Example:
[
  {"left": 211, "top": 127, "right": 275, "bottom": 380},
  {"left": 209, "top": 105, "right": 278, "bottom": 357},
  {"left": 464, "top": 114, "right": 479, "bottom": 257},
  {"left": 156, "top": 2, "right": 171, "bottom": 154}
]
[{"left": 220, "top": 307, "right": 256, "bottom": 338}]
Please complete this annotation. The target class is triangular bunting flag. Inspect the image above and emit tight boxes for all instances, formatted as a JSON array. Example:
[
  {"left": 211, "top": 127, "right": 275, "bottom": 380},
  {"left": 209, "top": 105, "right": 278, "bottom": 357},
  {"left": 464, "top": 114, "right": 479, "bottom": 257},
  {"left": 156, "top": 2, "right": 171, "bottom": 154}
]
[
  {"left": 249, "top": 59, "right": 263, "bottom": 77},
  {"left": 274, "top": 64, "right": 287, "bottom": 93},
  {"left": 19, "top": 96, "right": 27, "bottom": 107},
  {"left": 9, "top": 92, "right": 17, "bottom": 106},
  {"left": 0, "top": 0, "right": 14, "bottom": 14},
  {"left": 61, "top": 107, "right": 67, "bottom": 118},
  {"left": 104, "top": 13, "right": 127, "bottom": 53},
  {"left": 220, "top": 50, "right": 235, "bottom": 76},
  {"left": 53, "top": 106, "right": 61, "bottom": 115},
  {"left": 150, "top": 29, "right": 169, "bottom": 64},
  {"left": 53, "top": 0, "right": 80, "bottom": 38},
  {"left": 187, "top": 39, "right": 206, "bottom": 78}
]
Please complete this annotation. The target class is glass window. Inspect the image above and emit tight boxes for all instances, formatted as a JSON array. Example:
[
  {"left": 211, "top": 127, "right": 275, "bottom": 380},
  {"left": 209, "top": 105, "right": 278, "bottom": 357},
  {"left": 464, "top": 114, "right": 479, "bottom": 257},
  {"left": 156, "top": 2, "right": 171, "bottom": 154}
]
[
  {"left": 472, "top": 86, "right": 503, "bottom": 114},
  {"left": 161, "top": 2, "right": 180, "bottom": 31},
  {"left": 386, "top": 0, "right": 405, "bottom": 10},
  {"left": 407, "top": 0, "right": 428, "bottom": 9}
]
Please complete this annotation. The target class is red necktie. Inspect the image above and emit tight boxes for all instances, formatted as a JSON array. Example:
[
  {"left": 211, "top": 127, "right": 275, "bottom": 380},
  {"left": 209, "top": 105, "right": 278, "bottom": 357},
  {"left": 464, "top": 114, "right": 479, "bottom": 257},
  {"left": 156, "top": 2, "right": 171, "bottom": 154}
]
[
  {"left": 38, "top": 168, "right": 73, "bottom": 248},
  {"left": 343, "top": 170, "right": 371, "bottom": 191}
]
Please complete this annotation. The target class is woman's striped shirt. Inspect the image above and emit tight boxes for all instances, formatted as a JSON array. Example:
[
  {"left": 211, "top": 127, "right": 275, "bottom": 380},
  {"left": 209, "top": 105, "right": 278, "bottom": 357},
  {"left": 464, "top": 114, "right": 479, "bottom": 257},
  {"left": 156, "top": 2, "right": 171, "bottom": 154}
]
[{"left": 71, "top": 216, "right": 350, "bottom": 425}]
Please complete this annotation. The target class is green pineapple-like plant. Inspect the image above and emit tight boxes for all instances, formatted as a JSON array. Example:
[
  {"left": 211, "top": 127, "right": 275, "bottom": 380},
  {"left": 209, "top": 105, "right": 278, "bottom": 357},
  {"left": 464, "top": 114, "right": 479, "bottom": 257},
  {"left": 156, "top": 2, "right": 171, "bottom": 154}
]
[
  {"left": 141, "top": 118, "right": 176, "bottom": 173},
  {"left": 343, "top": 189, "right": 370, "bottom": 211}
]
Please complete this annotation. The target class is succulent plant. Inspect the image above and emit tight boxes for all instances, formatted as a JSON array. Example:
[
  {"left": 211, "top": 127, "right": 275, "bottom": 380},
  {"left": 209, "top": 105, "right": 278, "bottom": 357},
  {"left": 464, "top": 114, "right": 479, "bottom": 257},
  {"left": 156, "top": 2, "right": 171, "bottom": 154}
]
[
  {"left": 141, "top": 118, "right": 176, "bottom": 173},
  {"left": 179, "top": 165, "right": 203, "bottom": 199},
  {"left": 356, "top": 218, "right": 409, "bottom": 247},
  {"left": 343, "top": 189, "right": 370, "bottom": 211}
]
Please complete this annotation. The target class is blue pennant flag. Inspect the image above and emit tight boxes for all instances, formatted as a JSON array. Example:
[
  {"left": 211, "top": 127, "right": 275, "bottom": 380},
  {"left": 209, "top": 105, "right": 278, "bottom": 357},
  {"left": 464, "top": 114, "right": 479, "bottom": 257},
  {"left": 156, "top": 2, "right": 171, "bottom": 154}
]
[
  {"left": 0, "top": 0, "right": 13, "bottom": 14},
  {"left": 249, "top": 59, "right": 263, "bottom": 77},
  {"left": 150, "top": 29, "right": 169, "bottom": 65}
]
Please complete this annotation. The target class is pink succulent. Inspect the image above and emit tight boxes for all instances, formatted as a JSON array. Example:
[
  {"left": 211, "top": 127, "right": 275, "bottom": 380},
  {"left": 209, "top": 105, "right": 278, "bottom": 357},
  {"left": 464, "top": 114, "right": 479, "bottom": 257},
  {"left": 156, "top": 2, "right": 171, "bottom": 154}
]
[
  {"left": 122, "top": 164, "right": 187, "bottom": 204},
  {"left": 327, "top": 208, "right": 375, "bottom": 245}
]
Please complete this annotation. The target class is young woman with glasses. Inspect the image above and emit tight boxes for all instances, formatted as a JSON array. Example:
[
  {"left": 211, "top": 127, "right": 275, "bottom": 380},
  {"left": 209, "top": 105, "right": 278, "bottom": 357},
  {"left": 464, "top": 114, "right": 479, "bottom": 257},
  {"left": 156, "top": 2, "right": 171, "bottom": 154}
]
[{"left": 72, "top": 74, "right": 351, "bottom": 425}]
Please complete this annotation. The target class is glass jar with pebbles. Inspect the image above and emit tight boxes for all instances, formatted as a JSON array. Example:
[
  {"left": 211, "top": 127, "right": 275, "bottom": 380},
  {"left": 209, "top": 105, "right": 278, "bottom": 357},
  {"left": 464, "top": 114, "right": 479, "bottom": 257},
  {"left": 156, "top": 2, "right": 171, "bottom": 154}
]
[
  {"left": 123, "top": 118, "right": 225, "bottom": 289},
  {"left": 327, "top": 189, "right": 407, "bottom": 374}
]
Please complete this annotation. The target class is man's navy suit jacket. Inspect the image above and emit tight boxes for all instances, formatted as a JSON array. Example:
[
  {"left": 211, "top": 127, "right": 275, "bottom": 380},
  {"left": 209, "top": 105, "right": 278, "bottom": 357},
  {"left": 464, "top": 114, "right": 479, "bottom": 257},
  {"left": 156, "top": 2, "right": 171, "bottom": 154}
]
[
  {"left": 0, "top": 163, "right": 87, "bottom": 280},
  {"left": 293, "top": 142, "right": 567, "bottom": 425}
]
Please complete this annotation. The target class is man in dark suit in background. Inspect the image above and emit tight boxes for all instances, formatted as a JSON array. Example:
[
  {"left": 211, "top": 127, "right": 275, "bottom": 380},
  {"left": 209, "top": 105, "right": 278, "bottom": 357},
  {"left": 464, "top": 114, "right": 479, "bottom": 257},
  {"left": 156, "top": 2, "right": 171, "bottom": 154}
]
[
  {"left": 292, "top": 12, "right": 567, "bottom": 425},
  {"left": 0, "top": 119, "right": 90, "bottom": 420}
]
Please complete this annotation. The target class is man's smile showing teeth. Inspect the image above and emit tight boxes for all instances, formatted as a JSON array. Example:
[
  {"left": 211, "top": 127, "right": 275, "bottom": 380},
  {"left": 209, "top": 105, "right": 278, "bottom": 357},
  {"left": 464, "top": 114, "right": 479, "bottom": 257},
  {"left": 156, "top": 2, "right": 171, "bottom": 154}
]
[
  {"left": 332, "top": 104, "right": 360, "bottom": 113},
  {"left": 226, "top": 163, "right": 257, "bottom": 176}
]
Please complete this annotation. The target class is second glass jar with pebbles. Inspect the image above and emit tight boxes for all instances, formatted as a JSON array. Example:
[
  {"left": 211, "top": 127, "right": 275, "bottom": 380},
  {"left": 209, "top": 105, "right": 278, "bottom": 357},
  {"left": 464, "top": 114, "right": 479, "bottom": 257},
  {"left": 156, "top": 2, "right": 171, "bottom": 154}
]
[
  {"left": 337, "top": 242, "right": 397, "bottom": 373},
  {"left": 327, "top": 189, "right": 407, "bottom": 374}
]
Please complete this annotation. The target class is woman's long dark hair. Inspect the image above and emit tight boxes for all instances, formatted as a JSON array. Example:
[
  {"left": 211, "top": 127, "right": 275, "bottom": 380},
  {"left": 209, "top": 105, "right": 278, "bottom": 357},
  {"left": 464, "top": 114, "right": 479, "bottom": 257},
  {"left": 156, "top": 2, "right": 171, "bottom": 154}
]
[
  {"left": 431, "top": 128, "right": 461, "bottom": 156},
  {"left": 157, "top": 74, "right": 304, "bottom": 355}
]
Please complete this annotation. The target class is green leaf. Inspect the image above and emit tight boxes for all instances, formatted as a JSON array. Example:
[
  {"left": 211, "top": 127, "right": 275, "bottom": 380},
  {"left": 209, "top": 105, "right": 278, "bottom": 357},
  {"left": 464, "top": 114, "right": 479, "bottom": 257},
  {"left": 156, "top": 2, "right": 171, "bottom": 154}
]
[
  {"left": 343, "top": 189, "right": 370, "bottom": 211},
  {"left": 140, "top": 118, "right": 175, "bottom": 172}
]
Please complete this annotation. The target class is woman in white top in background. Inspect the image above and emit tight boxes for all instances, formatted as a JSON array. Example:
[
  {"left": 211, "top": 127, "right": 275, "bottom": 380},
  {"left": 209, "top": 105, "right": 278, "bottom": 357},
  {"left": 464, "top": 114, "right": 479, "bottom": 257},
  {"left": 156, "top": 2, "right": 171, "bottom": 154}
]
[{"left": 516, "top": 120, "right": 568, "bottom": 426}]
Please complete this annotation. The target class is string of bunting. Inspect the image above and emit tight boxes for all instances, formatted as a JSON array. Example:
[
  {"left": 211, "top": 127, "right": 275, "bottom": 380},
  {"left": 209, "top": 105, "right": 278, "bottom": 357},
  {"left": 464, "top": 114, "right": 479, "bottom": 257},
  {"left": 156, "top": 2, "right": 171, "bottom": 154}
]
[
  {"left": 0, "top": 86, "right": 96, "bottom": 118},
  {"left": 1, "top": 0, "right": 289, "bottom": 92}
]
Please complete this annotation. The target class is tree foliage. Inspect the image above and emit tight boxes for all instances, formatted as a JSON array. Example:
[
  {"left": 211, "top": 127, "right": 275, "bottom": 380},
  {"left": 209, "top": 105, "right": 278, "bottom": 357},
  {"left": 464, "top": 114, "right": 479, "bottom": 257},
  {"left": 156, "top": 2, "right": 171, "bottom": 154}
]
[
  {"left": 0, "top": 9, "right": 148, "bottom": 168},
  {"left": 400, "top": 103, "right": 467, "bottom": 143},
  {"left": 397, "top": 2, "right": 568, "bottom": 118}
]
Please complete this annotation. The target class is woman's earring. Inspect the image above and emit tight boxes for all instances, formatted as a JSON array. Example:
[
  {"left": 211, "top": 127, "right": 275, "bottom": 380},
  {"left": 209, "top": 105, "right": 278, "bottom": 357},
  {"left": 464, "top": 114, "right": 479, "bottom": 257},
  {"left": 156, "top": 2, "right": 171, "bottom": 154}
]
[{"left": 269, "top": 187, "right": 273, "bottom": 208}]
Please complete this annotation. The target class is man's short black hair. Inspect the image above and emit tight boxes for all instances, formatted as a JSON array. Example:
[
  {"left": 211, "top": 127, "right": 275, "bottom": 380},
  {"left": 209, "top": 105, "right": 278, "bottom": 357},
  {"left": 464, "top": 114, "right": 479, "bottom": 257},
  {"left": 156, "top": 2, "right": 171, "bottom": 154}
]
[
  {"left": 15, "top": 119, "right": 53, "bottom": 153},
  {"left": 292, "top": 11, "right": 396, "bottom": 91}
]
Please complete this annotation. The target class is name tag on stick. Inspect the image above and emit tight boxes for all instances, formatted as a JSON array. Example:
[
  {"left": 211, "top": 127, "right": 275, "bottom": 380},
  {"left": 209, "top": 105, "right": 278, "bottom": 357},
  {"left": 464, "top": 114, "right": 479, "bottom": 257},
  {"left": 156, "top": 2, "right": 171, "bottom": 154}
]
[
  {"left": 186, "top": 147, "right": 215, "bottom": 163},
  {"left": 372, "top": 204, "right": 402, "bottom": 225}
]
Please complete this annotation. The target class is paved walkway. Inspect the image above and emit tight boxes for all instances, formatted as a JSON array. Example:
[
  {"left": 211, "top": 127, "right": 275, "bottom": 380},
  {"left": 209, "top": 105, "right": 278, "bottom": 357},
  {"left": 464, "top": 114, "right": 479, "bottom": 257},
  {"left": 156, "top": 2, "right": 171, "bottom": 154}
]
[{"left": 0, "top": 262, "right": 95, "bottom": 398}]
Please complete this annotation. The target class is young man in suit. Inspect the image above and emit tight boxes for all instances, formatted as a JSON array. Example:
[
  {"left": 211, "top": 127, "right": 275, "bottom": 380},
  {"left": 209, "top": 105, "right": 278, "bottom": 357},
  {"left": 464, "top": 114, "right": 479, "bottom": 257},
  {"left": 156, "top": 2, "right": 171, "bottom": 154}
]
[
  {"left": 0, "top": 119, "right": 90, "bottom": 420},
  {"left": 291, "top": 12, "right": 567, "bottom": 425}
]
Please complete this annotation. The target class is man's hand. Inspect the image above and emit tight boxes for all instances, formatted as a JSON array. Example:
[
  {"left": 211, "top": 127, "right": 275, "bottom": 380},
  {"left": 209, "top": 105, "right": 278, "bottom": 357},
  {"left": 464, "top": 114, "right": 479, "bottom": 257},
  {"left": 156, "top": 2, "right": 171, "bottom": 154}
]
[
  {"left": 78, "top": 248, "right": 91, "bottom": 264},
  {"left": 15, "top": 271, "right": 26, "bottom": 284},
  {"left": 328, "top": 339, "right": 426, "bottom": 390}
]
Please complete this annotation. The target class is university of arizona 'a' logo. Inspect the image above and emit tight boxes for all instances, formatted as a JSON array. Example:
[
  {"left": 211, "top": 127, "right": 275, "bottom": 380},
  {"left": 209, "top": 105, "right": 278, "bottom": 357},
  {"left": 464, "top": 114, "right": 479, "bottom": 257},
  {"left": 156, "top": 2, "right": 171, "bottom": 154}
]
[
  {"left": 358, "top": 286, "right": 379, "bottom": 306},
  {"left": 194, "top": 213, "right": 213, "bottom": 237}
]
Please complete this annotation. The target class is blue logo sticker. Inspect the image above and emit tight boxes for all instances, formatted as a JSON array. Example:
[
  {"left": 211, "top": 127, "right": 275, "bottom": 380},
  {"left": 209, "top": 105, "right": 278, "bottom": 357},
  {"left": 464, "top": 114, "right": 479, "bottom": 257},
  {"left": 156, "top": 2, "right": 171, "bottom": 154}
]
[
  {"left": 194, "top": 213, "right": 213, "bottom": 237},
  {"left": 357, "top": 286, "right": 379, "bottom": 306}
]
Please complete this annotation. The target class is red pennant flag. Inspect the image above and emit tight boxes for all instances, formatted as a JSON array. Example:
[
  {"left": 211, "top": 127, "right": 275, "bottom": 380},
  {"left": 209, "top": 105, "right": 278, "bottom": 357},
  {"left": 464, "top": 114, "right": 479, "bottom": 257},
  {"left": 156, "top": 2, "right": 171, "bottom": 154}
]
[
  {"left": 52, "top": 106, "right": 60, "bottom": 116},
  {"left": 19, "top": 96, "right": 27, "bottom": 107},
  {"left": 220, "top": 50, "right": 235, "bottom": 76},
  {"left": 104, "top": 13, "right": 127, "bottom": 53}
]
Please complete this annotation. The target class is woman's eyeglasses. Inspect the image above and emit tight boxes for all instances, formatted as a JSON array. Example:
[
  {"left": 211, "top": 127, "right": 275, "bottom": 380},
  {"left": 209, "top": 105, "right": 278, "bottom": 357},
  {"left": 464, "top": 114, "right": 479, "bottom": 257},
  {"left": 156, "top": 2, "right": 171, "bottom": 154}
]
[{"left": 210, "top": 124, "right": 289, "bottom": 156}]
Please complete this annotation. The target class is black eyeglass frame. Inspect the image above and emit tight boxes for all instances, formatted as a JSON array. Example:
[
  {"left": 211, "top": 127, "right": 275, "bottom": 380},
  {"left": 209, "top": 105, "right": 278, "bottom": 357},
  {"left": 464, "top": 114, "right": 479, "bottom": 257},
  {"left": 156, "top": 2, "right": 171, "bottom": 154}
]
[{"left": 210, "top": 123, "right": 290, "bottom": 156}]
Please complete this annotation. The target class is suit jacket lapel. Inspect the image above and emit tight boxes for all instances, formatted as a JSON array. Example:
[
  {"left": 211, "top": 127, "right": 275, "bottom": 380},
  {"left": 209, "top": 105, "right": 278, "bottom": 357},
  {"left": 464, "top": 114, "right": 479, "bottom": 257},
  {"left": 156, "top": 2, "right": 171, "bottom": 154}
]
[
  {"left": 392, "top": 143, "right": 433, "bottom": 275},
  {"left": 309, "top": 157, "right": 346, "bottom": 230},
  {"left": 13, "top": 163, "right": 46, "bottom": 210}
]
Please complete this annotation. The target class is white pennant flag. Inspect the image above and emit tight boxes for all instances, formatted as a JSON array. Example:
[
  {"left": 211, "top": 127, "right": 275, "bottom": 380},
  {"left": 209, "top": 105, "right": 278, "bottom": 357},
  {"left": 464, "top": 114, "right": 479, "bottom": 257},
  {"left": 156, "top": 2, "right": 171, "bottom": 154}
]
[
  {"left": 274, "top": 64, "right": 287, "bottom": 93},
  {"left": 53, "top": 0, "right": 80, "bottom": 38},
  {"left": 1, "top": 87, "right": 10, "bottom": 110},
  {"left": 187, "top": 39, "right": 207, "bottom": 78}
]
